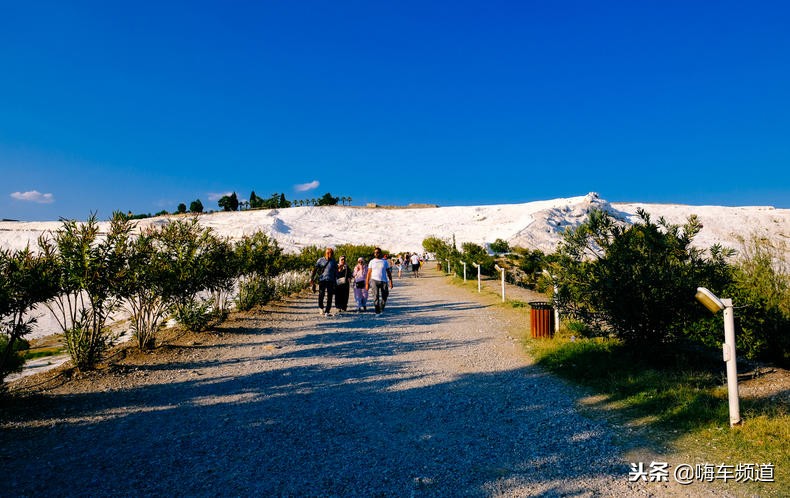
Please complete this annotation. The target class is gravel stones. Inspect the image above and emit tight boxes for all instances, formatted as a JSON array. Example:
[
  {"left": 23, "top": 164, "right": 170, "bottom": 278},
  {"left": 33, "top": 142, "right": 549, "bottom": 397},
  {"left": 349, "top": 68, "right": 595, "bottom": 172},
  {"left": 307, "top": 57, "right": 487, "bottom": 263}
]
[{"left": 1, "top": 271, "right": 730, "bottom": 496}]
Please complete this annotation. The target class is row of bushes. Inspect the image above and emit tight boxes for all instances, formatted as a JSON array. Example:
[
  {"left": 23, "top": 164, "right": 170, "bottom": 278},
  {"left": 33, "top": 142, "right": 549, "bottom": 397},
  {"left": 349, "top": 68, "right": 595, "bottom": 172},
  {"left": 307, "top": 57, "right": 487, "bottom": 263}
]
[
  {"left": 423, "top": 208, "right": 790, "bottom": 366},
  {"left": 0, "top": 215, "right": 398, "bottom": 388},
  {"left": 0, "top": 213, "right": 302, "bottom": 386}
]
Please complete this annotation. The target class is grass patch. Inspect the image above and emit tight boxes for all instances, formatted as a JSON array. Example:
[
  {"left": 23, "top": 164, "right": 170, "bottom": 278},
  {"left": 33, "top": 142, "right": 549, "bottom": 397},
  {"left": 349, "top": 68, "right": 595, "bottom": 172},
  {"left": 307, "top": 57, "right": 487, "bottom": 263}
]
[
  {"left": 21, "top": 347, "right": 65, "bottom": 360},
  {"left": 526, "top": 333, "right": 788, "bottom": 495}
]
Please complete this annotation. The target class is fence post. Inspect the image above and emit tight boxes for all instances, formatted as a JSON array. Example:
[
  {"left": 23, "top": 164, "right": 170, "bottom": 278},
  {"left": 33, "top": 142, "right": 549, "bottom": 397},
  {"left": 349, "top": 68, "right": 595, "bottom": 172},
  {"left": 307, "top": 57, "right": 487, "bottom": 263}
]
[{"left": 494, "top": 264, "right": 505, "bottom": 302}]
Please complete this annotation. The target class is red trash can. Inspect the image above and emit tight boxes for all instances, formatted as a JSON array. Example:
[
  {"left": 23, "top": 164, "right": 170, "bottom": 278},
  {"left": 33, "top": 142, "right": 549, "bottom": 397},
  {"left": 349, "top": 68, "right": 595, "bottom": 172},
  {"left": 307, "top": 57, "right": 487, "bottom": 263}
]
[{"left": 529, "top": 301, "right": 554, "bottom": 339}]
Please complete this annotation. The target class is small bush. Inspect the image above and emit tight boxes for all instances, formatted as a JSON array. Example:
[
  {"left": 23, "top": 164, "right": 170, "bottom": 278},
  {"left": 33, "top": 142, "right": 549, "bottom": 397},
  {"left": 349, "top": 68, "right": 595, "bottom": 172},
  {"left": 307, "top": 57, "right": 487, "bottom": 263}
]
[
  {"left": 271, "top": 271, "right": 310, "bottom": 298},
  {"left": 0, "top": 334, "right": 28, "bottom": 378},
  {"left": 236, "top": 277, "right": 276, "bottom": 311},
  {"left": 175, "top": 298, "right": 213, "bottom": 332},
  {"left": 489, "top": 238, "right": 510, "bottom": 254}
]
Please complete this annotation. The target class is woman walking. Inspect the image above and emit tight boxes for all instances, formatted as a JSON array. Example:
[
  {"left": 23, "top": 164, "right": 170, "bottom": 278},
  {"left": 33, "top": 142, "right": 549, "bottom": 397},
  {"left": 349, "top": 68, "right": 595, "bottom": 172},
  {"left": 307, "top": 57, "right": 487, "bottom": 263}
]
[
  {"left": 352, "top": 257, "right": 368, "bottom": 312},
  {"left": 335, "top": 255, "right": 352, "bottom": 313}
]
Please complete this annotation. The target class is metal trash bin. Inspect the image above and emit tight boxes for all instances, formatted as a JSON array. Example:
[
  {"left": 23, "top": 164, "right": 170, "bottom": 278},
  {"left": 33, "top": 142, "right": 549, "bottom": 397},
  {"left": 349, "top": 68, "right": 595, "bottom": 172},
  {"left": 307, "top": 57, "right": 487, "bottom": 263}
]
[{"left": 529, "top": 301, "right": 554, "bottom": 339}]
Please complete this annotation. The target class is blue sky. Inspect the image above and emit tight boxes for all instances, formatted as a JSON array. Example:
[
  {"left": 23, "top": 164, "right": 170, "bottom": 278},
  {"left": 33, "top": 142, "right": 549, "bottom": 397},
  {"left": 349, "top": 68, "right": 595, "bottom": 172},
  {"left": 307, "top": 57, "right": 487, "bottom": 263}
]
[{"left": 2, "top": 1, "right": 788, "bottom": 220}]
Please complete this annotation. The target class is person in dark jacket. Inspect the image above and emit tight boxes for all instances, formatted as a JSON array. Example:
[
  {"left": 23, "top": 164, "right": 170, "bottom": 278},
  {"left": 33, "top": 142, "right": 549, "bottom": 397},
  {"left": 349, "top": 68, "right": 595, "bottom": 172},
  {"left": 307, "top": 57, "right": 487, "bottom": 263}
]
[
  {"left": 310, "top": 247, "right": 337, "bottom": 316},
  {"left": 334, "top": 255, "right": 352, "bottom": 313}
]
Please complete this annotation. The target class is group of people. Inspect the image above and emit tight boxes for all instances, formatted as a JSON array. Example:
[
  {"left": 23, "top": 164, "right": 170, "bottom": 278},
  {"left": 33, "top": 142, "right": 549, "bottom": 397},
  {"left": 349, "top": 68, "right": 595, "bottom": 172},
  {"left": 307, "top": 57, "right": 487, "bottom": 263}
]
[
  {"left": 394, "top": 252, "right": 423, "bottom": 278},
  {"left": 309, "top": 247, "right": 394, "bottom": 316}
]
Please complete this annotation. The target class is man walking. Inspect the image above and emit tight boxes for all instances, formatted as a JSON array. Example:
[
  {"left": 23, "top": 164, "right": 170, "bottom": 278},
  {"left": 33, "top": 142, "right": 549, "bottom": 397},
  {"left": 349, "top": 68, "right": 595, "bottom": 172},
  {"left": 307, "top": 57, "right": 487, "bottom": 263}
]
[
  {"left": 310, "top": 247, "right": 338, "bottom": 316},
  {"left": 365, "top": 247, "right": 393, "bottom": 314},
  {"left": 410, "top": 252, "right": 421, "bottom": 277}
]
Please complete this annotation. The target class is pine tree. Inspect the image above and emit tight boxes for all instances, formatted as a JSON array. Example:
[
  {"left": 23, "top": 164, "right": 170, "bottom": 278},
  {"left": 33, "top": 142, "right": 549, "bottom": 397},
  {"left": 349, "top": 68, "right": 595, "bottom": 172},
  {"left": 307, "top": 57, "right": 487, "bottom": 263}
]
[{"left": 249, "top": 191, "right": 261, "bottom": 209}]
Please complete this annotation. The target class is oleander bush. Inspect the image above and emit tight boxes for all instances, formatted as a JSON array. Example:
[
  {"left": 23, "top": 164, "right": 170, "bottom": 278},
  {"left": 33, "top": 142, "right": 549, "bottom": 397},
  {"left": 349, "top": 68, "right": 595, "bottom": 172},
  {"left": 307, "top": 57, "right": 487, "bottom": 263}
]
[
  {"left": 0, "top": 244, "right": 60, "bottom": 384},
  {"left": 44, "top": 213, "right": 133, "bottom": 370},
  {"left": 154, "top": 218, "right": 237, "bottom": 332},
  {"left": 236, "top": 276, "right": 276, "bottom": 311}
]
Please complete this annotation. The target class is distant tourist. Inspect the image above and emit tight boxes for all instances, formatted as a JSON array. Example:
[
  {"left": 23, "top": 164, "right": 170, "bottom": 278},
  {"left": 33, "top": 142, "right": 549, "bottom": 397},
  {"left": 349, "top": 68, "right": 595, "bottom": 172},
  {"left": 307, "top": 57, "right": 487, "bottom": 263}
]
[
  {"left": 335, "top": 255, "right": 352, "bottom": 313},
  {"left": 410, "top": 252, "right": 421, "bottom": 277},
  {"left": 365, "top": 247, "right": 393, "bottom": 314},
  {"left": 310, "top": 247, "right": 337, "bottom": 316},
  {"left": 353, "top": 257, "right": 368, "bottom": 312}
]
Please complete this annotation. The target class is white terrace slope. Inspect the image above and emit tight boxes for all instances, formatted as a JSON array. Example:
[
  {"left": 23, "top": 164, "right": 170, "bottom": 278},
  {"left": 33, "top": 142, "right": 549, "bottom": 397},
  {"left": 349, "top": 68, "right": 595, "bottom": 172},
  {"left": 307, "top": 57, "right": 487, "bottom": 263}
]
[{"left": 1, "top": 193, "right": 789, "bottom": 259}]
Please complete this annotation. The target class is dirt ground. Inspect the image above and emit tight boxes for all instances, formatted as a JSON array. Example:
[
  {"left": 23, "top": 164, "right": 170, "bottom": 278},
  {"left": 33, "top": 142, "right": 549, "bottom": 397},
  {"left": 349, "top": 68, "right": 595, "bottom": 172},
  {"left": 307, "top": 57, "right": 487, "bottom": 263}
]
[{"left": 1, "top": 268, "right": 787, "bottom": 496}]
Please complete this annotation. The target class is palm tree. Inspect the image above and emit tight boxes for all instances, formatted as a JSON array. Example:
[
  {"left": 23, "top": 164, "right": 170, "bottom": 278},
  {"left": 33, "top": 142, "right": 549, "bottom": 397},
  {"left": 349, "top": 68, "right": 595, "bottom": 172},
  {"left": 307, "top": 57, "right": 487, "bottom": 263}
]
[
  {"left": 340, "top": 196, "right": 347, "bottom": 206},
  {"left": 347, "top": 196, "right": 352, "bottom": 206}
]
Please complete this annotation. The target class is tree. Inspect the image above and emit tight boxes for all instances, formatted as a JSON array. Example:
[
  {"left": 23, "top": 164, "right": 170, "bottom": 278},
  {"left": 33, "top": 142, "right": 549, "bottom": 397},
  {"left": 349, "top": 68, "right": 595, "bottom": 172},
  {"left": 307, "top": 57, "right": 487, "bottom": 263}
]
[
  {"left": 156, "top": 218, "right": 236, "bottom": 331},
  {"left": 218, "top": 192, "right": 239, "bottom": 212},
  {"left": 551, "top": 208, "right": 730, "bottom": 347},
  {"left": 118, "top": 227, "right": 174, "bottom": 350},
  {"left": 317, "top": 192, "right": 339, "bottom": 206},
  {"left": 45, "top": 213, "right": 134, "bottom": 370},
  {"left": 278, "top": 193, "right": 291, "bottom": 208},
  {"left": 422, "top": 236, "right": 458, "bottom": 270},
  {"left": 460, "top": 242, "right": 495, "bottom": 276},
  {"left": 177, "top": 203, "right": 187, "bottom": 214},
  {"left": 0, "top": 244, "right": 60, "bottom": 384},
  {"left": 490, "top": 238, "right": 510, "bottom": 254},
  {"left": 234, "top": 232, "right": 284, "bottom": 311},
  {"left": 347, "top": 196, "right": 352, "bottom": 206},
  {"left": 249, "top": 190, "right": 262, "bottom": 209},
  {"left": 190, "top": 199, "right": 204, "bottom": 213}
]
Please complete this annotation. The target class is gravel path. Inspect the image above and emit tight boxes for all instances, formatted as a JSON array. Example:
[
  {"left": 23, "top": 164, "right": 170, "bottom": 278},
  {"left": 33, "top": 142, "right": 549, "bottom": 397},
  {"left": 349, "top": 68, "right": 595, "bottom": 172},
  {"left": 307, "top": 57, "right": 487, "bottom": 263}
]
[{"left": 1, "top": 270, "right": 724, "bottom": 496}]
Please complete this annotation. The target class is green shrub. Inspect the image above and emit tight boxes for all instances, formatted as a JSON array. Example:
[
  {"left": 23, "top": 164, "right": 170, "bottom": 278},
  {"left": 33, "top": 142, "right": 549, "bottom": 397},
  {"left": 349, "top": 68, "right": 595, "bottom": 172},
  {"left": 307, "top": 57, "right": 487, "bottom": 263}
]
[
  {"left": 45, "top": 213, "right": 133, "bottom": 371},
  {"left": 157, "top": 218, "right": 237, "bottom": 330},
  {"left": 272, "top": 270, "right": 311, "bottom": 297},
  {"left": 423, "top": 236, "right": 458, "bottom": 271},
  {"left": 119, "top": 228, "right": 174, "bottom": 350},
  {"left": 0, "top": 334, "right": 28, "bottom": 379},
  {"left": 552, "top": 208, "right": 731, "bottom": 348},
  {"left": 0, "top": 244, "right": 60, "bottom": 384},
  {"left": 686, "top": 236, "right": 790, "bottom": 366},
  {"left": 174, "top": 297, "right": 213, "bottom": 332},
  {"left": 489, "top": 238, "right": 510, "bottom": 254},
  {"left": 236, "top": 276, "right": 276, "bottom": 311}
]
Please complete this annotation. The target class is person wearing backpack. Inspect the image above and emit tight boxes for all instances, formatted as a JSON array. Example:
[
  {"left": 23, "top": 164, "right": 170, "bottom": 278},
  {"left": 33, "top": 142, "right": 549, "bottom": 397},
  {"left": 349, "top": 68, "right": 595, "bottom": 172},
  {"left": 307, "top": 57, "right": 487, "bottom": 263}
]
[{"left": 310, "top": 247, "right": 338, "bottom": 316}]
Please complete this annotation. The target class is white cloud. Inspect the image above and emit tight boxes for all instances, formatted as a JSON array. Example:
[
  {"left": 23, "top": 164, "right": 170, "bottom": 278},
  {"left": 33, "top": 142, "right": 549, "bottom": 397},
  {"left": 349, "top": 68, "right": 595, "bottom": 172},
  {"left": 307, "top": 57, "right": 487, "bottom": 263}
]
[
  {"left": 294, "top": 180, "right": 320, "bottom": 192},
  {"left": 10, "top": 190, "right": 55, "bottom": 204},
  {"left": 208, "top": 192, "right": 233, "bottom": 201}
]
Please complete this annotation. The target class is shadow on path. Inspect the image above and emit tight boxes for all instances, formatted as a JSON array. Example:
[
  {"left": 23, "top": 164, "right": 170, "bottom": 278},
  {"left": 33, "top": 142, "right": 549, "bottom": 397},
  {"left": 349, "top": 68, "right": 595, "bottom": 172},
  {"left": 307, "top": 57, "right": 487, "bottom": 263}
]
[{"left": 0, "top": 271, "right": 636, "bottom": 497}]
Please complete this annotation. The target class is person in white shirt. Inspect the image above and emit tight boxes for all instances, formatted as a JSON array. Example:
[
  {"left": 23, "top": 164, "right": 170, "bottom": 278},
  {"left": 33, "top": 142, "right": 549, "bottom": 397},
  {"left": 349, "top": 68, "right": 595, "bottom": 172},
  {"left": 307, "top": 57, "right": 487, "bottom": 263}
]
[
  {"left": 410, "top": 252, "right": 421, "bottom": 277},
  {"left": 365, "top": 247, "right": 393, "bottom": 314}
]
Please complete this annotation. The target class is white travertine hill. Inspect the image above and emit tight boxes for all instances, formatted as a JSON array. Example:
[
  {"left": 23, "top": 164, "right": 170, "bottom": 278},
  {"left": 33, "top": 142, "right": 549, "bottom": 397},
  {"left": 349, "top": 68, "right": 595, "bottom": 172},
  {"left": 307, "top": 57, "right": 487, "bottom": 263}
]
[{"left": 1, "top": 193, "right": 789, "bottom": 259}]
